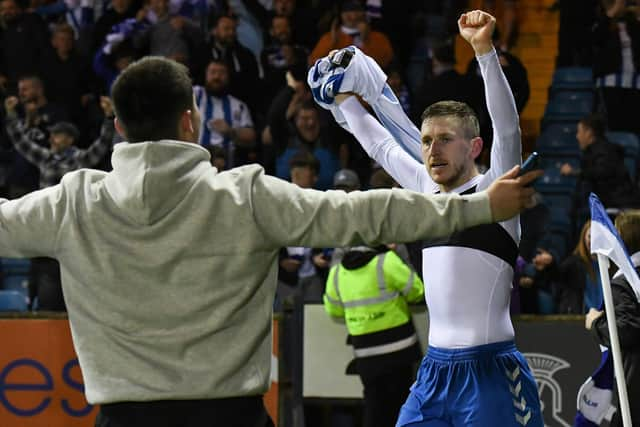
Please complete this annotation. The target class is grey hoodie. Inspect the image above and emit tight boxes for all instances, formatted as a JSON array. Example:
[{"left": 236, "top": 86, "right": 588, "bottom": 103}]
[{"left": 0, "top": 140, "right": 493, "bottom": 404}]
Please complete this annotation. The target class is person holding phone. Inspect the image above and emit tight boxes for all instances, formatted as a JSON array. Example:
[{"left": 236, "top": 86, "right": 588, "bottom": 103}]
[{"left": 308, "top": 10, "right": 543, "bottom": 426}]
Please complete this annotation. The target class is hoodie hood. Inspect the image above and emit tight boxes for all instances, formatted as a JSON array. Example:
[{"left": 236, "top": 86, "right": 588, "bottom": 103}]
[
  {"left": 341, "top": 246, "right": 387, "bottom": 269},
  {"left": 104, "top": 140, "right": 213, "bottom": 225}
]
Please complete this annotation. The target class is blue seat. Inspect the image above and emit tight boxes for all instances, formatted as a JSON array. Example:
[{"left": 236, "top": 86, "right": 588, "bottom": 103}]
[
  {"left": 607, "top": 131, "right": 640, "bottom": 157},
  {"left": 543, "top": 94, "right": 592, "bottom": 121},
  {"left": 536, "top": 122, "right": 580, "bottom": 153},
  {"left": 537, "top": 167, "right": 577, "bottom": 193},
  {"left": 539, "top": 192, "right": 573, "bottom": 214},
  {"left": 539, "top": 156, "right": 580, "bottom": 171},
  {"left": 1, "top": 258, "right": 31, "bottom": 275},
  {"left": 0, "top": 290, "right": 28, "bottom": 311},
  {"left": 3, "top": 275, "right": 29, "bottom": 293},
  {"left": 551, "top": 67, "right": 593, "bottom": 91}
]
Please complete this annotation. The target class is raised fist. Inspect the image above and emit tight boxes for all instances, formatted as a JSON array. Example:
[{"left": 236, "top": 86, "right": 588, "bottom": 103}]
[{"left": 458, "top": 10, "right": 496, "bottom": 55}]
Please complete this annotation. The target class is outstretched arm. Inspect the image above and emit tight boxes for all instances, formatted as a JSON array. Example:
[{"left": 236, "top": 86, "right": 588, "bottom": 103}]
[
  {"left": 337, "top": 95, "right": 430, "bottom": 193},
  {"left": 459, "top": 10, "right": 521, "bottom": 184}
]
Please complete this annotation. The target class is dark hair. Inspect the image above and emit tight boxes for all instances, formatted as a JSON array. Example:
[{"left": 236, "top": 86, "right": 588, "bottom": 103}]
[
  {"left": 206, "top": 58, "right": 229, "bottom": 70},
  {"left": 211, "top": 13, "right": 237, "bottom": 28},
  {"left": 205, "top": 144, "right": 226, "bottom": 160},
  {"left": 289, "top": 150, "right": 319, "bottom": 174},
  {"left": 18, "top": 75, "right": 44, "bottom": 88},
  {"left": 579, "top": 114, "right": 606, "bottom": 139},
  {"left": 111, "top": 56, "right": 193, "bottom": 142},
  {"left": 420, "top": 100, "right": 480, "bottom": 140},
  {"left": 52, "top": 22, "right": 74, "bottom": 37}
]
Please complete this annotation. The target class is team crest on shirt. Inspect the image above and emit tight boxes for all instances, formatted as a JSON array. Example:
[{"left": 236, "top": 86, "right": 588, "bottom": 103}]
[{"left": 524, "top": 353, "right": 572, "bottom": 427}]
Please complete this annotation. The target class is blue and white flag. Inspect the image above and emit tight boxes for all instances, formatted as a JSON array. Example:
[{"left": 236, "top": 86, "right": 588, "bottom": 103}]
[
  {"left": 574, "top": 193, "right": 640, "bottom": 426},
  {"left": 589, "top": 193, "right": 640, "bottom": 301}
]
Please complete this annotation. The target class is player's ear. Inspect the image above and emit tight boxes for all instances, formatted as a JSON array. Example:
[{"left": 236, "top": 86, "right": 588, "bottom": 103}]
[
  {"left": 114, "top": 117, "right": 126, "bottom": 139},
  {"left": 470, "top": 136, "right": 483, "bottom": 159}
]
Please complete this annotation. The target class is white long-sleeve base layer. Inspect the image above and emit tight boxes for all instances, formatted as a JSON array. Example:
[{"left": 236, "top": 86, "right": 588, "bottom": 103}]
[{"left": 338, "top": 49, "right": 522, "bottom": 348}]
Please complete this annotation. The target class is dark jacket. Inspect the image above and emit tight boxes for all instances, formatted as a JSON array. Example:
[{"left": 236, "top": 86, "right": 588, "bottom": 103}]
[
  {"left": 0, "top": 12, "right": 49, "bottom": 84},
  {"left": 555, "top": 254, "right": 589, "bottom": 314},
  {"left": 39, "top": 49, "right": 93, "bottom": 122},
  {"left": 208, "top": 41, "right": 261, "bottom": 111},
  {"left": 581, "top": 139, "right": 640, "bottom": 209},
  {"left": 592, "top": 265, "right": 640, "bottom": 426},
  {"left": 592, "top": 12, "right": 640, "bottom": 78}
]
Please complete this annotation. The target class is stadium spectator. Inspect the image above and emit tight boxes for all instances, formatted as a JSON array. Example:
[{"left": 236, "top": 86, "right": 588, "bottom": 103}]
[
  {"left": 260, "top": 14, "right": 309, "bottom": 100},
  {"left": 592, "top": 0, "right": 640, "bottom": 134},
  {"left": 587, "top": 210, "right": 640, "bottom": 427},
  {"left": 93, "top": 20, "right": 142, "bottom": 92},
  {"left": 132, "top": 0, "right": 205, "bottom": 74},
  {"left": 3, "top": 76, "right": 69, "bottom": 198},
  {"left": 40, "top": 23, "right": 94, "bottom": 127},
  {"left": 193, "top": 59, "right": 257, "bottom": 169},
  {"left": 560, "top": 114, "right": 640, "bottom": 210},
  {"left": 91, "top": 0, "right": 142, "bottom": 53},
  {"left": 271, "top": 0, "right": 318, "bottom": 50},
  {"left": 207, "top": 14, "right": 261, "bottom": 112},
  {"left": 556, "top": 220, "right": 602, "bottom": 313},
  {"left": 273, "top": 101, "right": 342, "bottom": 190},
  {"left": 0, "top": 0, "right": 49, "bottom": 90},
  {"left": 309, "top": 1, "right": 394, "bottom": 68},
  {"left": 277, "top": 151, "right": 330, "bottom": 304},
  {"left": 3, "top": 95, "right": 114, "bottom": 189},
  {"left": 411, "top": 38, "right": 484, "bottom": 126}
]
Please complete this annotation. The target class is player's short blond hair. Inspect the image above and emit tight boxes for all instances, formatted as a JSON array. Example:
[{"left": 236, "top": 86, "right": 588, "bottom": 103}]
[{"left": 420, "top": 101, "right": 480, "bottom": 140}]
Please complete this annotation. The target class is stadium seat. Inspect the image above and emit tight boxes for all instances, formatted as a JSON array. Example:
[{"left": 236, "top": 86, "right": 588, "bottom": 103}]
[
  {"left": 607, "top": 131, "right": 640, "bottom": 158},
  {"left": 539, "top": 192, "right": 572, "bottom": 214},
  {"left": 543, "top": 92, "right": 593, "bottom": 121},
  {"left": 537, "top": 121, "right": 580, "bottom": 150},
  {"left": 537, "top": 165, "right": 577, "bottom": 193},
  {"left": 1, "top": 258, "right": 31, "bottom": 275},
  {"left": 0, "top": 290, "right": 28, "bottom": 312},
  {"left": 550, "top": 67, "right": 593, "bottom": 91},
  {"left": 3, "top": 275, "right": 29, "bottom": 294}
]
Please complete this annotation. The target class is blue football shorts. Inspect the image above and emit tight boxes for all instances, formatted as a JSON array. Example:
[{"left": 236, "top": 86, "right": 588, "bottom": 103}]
[{"left": 396, "top": 340, "right": 543, "bottom": 427}]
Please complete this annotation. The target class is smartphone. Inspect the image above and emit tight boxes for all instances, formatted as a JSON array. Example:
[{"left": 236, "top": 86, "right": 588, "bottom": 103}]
[
  {"left": 519, "top": 152, "right": 541, "bottom": 187},
  {"left": 519, "top": 152, "right": 540, "bottom": 176}
]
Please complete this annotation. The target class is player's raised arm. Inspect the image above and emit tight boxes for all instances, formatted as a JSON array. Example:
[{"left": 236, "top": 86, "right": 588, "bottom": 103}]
[{"left": 459, "top": 10, "right": 521, "bottom": 178}]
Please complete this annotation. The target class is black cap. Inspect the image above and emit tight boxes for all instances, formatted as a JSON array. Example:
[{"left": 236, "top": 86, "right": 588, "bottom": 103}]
[{"left": 48, "top": 121, "right": 80, "bottom": 142}]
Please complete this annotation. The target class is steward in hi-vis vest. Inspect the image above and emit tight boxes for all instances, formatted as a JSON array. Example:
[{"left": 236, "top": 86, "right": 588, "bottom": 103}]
[{"left": 323, "top": 245, "right": 423, "bottom": 427}]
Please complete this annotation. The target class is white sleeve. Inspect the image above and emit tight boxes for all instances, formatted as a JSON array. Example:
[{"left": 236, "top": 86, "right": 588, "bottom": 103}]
[
  {"left": 338, "top": 97, "right": 431, "bottom": 193},
  {"left": 477, "top": 49, "right": 522, "bottom": 190}
]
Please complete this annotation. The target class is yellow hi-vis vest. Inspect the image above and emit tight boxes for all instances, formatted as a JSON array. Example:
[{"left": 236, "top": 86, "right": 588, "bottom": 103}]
[{"left": 323, "top": 250, "right": 424, "bottom": 337}]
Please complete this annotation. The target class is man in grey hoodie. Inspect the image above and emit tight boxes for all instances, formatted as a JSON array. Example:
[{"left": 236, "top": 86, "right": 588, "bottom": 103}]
[{"left": 0, "top": 56, "right": 540, "bottom": 426}]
